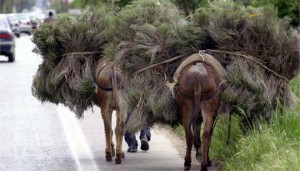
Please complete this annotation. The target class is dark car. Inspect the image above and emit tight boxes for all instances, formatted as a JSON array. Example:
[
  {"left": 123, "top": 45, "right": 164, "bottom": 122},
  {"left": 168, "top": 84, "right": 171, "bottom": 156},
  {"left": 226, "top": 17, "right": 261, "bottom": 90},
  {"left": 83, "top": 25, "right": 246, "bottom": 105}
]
[{"left": 0, "top": 17, "right": 16, "bottom": 62}]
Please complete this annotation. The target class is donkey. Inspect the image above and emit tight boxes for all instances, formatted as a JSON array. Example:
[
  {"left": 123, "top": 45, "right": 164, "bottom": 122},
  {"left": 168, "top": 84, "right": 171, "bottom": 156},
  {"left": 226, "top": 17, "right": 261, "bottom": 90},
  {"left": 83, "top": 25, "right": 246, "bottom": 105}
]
[
  {"left": 94, "top": 58, "right": 128, "bottom": 164},
  {"left": 174, "top": 53, "right": 226, "bottom": 171}
]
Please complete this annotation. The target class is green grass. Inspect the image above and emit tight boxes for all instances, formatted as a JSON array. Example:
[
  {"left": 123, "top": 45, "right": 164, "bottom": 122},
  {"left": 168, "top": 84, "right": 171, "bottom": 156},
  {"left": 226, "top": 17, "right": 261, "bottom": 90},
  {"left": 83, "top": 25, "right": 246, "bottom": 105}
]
[
  {"left": 210, "top": 75, "right": 300, "bottom": 170},
  {"left": 173, "top": 75, "right": 300, "bottom": 170}
]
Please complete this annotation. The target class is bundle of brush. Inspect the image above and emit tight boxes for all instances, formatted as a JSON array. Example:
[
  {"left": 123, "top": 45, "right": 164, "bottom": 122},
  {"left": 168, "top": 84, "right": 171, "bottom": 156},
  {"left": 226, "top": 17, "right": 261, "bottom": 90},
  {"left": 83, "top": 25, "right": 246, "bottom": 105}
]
[
  {"left": 187, "top": 1, "right": 300, "bottom": 127},
  {"left": 32, "top": 6, "right": 111, "bottom": 117},
  {"left": 102, "top": 0, "right": 189, "bottom": 131},
  {"left": 104, "top": 0, "right": 299, "bottom": 132}
]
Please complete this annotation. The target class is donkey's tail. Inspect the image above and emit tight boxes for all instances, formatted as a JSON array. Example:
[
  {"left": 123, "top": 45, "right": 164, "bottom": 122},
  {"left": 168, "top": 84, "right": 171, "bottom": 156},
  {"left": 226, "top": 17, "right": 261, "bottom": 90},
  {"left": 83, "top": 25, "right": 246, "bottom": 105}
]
[{"left": 190, "top": 81, "right": 202, "bottom": 160}]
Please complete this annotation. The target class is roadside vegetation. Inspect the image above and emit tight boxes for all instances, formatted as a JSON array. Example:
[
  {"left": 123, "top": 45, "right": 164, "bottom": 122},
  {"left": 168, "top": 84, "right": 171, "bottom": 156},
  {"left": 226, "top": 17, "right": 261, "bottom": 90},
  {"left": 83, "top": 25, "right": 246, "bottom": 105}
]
[{"left": 205, "top": 75, "right": 299, "bottom": 170}]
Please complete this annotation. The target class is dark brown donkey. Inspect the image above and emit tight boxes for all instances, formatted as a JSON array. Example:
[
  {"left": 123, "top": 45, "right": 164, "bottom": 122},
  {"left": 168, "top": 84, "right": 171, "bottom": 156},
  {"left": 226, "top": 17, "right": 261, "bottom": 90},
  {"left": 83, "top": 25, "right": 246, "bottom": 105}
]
[
  {"left": 174, "top": 53, "right": 226, "bottom": 171},
  {"left": 94, "top": 58, "right": 128, "bottom": 164}
]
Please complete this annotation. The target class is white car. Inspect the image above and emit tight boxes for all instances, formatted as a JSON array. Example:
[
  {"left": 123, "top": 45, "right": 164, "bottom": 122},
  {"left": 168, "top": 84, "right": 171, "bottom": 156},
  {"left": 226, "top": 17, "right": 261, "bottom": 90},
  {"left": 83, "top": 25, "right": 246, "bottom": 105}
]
[{"left": 15, "top": 13, "right": 32, "bottom": 35}]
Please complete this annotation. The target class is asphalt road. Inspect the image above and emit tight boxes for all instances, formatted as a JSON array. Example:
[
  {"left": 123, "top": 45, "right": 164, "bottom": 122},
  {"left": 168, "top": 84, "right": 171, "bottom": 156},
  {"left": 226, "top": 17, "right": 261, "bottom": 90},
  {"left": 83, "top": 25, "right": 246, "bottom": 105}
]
[{"left": 0, "top": 34, "right": 207, "bottom": 171}]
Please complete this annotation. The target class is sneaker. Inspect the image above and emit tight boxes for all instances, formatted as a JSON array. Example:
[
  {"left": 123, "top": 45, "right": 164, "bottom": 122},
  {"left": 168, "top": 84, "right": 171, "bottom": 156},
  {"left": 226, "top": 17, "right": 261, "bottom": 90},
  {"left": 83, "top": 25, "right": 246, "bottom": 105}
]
[
  {"left": 140, "top": 138, "right": 149, "bottom": 151},
  {"left": 127, "top": 144, "right": 137, "bottom": 153}
]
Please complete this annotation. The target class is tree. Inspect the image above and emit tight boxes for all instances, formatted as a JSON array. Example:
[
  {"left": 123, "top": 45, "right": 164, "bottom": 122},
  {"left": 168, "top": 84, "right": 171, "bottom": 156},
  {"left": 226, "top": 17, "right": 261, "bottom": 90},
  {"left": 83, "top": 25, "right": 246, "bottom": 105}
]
[
  {"left": 69, "top": 0, "right": 298, "bottom": 26},
  {"left": 238, "top": 0, "right": 299, "bottom": 26},
  {"left": 0, "top": 0, "right": 35, "bottom": 13},
  {"left": 70, "top": 0, "right": 132, "bottom": 8},
  {"left": 171, "top": 0, "right": 209, "bottom": 17}
]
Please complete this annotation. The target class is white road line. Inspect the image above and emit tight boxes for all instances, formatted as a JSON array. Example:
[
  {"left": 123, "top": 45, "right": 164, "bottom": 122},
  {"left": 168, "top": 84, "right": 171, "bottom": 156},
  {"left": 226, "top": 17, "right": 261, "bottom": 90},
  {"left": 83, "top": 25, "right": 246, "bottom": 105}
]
[{"left": 57, "top": 104, "right": 100, "bottom": 171}]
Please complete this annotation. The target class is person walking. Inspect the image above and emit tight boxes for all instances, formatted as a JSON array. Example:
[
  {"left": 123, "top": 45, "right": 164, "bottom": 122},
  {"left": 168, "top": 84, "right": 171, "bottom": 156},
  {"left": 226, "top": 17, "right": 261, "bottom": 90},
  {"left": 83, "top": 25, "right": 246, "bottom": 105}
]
[
  {"left": 125, "top": 127, "right": 151, "bottom": 152},
  {"left": 44, "top": 11, "right": 56, "bottom": 24}
]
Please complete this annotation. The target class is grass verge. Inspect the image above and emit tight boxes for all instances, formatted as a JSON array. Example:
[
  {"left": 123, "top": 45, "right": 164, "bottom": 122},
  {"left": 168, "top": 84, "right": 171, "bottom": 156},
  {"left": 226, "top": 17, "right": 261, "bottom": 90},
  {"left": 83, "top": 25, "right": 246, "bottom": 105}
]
[{"left": 212, "top": 75, "right": 300, "bottom": 170}]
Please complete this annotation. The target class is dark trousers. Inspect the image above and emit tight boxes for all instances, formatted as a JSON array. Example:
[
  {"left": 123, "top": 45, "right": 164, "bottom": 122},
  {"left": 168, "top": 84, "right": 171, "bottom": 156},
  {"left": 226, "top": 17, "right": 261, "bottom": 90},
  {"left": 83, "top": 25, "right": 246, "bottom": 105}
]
[
  {"left": 125, "top": 127, "right": 151, "bottom": 147},
  {"left": 125, "top": 112, "right": 151, "bottom": 147}
]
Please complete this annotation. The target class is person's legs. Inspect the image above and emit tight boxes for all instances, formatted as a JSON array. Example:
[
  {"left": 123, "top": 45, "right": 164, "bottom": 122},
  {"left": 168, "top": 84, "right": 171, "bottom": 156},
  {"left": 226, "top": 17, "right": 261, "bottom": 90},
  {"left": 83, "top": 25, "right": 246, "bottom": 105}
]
[
  {"left": 125, "top": 131, "right": 138, "bottom": 152},
  {"left": 139, "top": 127, "right": 151, "bottom": 140},
  {"left": 139, "top": 127, "right": 151, "bottom": 151},
  {"left": 125, "top": 113, "right": 138, "bottom": 153}
]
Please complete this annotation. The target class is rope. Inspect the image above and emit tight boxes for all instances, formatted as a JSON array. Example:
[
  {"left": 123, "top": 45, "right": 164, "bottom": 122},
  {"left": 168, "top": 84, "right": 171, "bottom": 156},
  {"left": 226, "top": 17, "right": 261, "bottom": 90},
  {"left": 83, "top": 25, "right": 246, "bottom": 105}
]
[
  {"left": 61, "top": 51, "right": 102, "bottom": 57},
  {"left": 132, "top": 54, "right": 189, "bottom": 76},
  {"left": 204, "top": 49, "right": 289, "bottom": 82},
  {"left": 198, "top": 50, "right": 205, "bottom": 62}
]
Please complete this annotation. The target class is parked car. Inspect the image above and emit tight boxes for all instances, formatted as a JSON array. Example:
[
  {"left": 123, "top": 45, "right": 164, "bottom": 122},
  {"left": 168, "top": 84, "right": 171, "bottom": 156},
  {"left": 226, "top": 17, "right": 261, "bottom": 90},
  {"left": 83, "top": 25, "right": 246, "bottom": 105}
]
[
  {"left": 28, "top": 14, "right": 38, "bottom": 29},
  {"left": 15, "top": 13, "right": 32, "bottom": 35},
  {"left": 0, "top": 16, "right": 16, "bottom": 62},
  {"left": 5, "top": 14, "right": 21, "bottom": 38}
]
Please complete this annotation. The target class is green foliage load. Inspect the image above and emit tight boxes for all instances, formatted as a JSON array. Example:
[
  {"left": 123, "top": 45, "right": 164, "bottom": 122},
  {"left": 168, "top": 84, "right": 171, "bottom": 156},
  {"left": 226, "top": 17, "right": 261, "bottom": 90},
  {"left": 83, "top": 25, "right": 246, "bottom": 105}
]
[
  {"left": 189, "top": 1, "right": 299, "bottom": 126},
  {"left": 32, "top": 6, "right": 110, "bottom": 117},
  {"left": 101, "top": 0, "right": 188, "bottom": 131},
  {"left": 106, "top": 0, "right": 299, "bottom": 131},
  {"left": 31, "top": 0, "right": 299, "bottom": 131}
]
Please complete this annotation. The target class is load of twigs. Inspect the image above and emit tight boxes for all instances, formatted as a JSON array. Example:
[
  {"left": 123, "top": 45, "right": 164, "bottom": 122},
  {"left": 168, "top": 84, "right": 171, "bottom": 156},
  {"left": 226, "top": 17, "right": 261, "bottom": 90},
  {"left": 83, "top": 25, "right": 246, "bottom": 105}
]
[
  {"left": 102, "top": 0, "right": 189, "bottom": 130},
  {"left": 31, "top": 0, "right": 299, "bottom": 131},
  {"left": 32, "top": 6, "right": 110, "bottom": 117},
  {"left": 189, "top": 2, "right": 299, "bottom": 127},
  {"left": 105, "top": 0, "right": 299, "bottom": 131}
]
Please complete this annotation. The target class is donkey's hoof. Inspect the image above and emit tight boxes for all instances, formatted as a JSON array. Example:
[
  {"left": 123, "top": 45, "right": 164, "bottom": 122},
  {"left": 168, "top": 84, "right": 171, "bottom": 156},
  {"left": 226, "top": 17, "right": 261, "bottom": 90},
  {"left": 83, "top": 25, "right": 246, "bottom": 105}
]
[
  {"left": 122, "top": 152, "right": 125, "bottom": 158},
  {"left": 196, "top": 152, "right": 202, "bottom": 163},
  {"left": 115, "top": 158, "right": 122, "bottom": 164},
  {"left": 105, "top": 152, "right": 113, "bottom": 161},
  {"left": 184, "top": 165, "right": 191, "bottom": 170},
  {"left": 201, "top": 165, "right": 208, "bottom": 171},
  {"left": 184, "top": 161, "right": 191, "bottom": 171},
  {"left": 105, "top": 155, "right": 112, "bottom": 161},
  {"left": 208, "top": 160, "right": 212, "bottom": 167},
  {"left": 115, "top": 154, "right": 123, "bottom": 164}
]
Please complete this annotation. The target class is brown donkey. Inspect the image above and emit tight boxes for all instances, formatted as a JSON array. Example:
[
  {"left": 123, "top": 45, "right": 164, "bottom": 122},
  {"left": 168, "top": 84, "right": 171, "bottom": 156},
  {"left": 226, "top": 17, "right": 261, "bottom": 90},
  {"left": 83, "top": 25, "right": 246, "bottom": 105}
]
[
  {"left": 94, "top": 58, "right": 128, "bottom": 164},
  {"left": 174, "top": 53, "right": 226, "bottom": 171}
]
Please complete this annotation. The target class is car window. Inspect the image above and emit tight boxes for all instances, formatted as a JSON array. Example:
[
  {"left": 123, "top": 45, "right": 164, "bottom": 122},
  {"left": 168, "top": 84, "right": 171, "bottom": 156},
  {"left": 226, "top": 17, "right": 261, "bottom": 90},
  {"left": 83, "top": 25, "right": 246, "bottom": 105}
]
[
  {"left": 0, "top": 19, "right": 8, "bottom": 28},
  {"left": 7, "top": 16, "right": 18, "bottom": 22},
  {"left": 19, "top": 14, "right": 29, "bottom": 20},
  {"left": 29, "top": 16, "right": 37, "bottom": 20},
  {"left": 7, "top": 15, "right": 16, "bottom": 20}
]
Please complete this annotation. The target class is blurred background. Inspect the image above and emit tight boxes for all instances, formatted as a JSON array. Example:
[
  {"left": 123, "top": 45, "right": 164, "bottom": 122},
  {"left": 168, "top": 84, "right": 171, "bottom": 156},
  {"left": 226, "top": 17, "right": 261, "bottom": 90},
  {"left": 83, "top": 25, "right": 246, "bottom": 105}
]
[{"left": 0, "top": 0, "right": 299, "bottom": 26}]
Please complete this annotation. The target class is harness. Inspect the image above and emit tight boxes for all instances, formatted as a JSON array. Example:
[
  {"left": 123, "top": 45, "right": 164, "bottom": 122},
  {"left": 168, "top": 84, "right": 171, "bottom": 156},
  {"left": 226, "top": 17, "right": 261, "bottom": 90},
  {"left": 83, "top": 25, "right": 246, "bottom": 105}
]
[
  {"left": 165, "top": 52, "right": 227, "bottom": 98},
  {"left": 98, "top": 84, "right": 113, "bottom": 91}
]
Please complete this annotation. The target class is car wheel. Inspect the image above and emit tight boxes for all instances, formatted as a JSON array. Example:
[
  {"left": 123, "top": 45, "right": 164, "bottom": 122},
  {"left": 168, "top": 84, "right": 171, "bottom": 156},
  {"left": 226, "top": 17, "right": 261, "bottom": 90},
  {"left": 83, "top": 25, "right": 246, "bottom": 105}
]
[{"left": 8, "top": 53, "right": 15, "bottom": 62}]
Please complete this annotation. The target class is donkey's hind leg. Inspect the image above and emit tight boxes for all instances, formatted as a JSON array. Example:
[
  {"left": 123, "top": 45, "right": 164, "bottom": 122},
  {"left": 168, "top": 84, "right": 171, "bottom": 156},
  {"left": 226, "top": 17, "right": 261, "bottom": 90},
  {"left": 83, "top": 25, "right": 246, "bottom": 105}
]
[
  {"left": 194, "top": 111, "right": 203, "bottom": 163},
  {"left": 101, "top": 108, "right": 114, "bottom": 162},
  {"left": 114, "top": 109, "right": 127, "bottom": 164},
  {"left": 109, "top": 109, "right": 115, "bottom": 158},
  {"left": 201, "top": 99, "right": 219, "bottom": 171},
  {"left": 180, "top": 103, "right": 193, "bottom": 170}
]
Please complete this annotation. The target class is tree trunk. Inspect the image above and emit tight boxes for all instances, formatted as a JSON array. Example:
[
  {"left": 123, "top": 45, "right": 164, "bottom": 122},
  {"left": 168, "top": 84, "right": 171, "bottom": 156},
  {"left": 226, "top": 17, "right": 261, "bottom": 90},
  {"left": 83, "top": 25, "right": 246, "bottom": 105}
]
[{"left": 182, "top": 0, "right": 192, "bottom": 17}]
